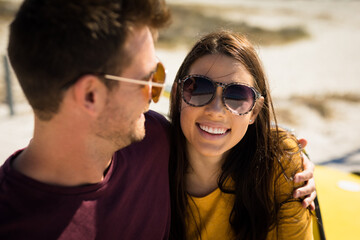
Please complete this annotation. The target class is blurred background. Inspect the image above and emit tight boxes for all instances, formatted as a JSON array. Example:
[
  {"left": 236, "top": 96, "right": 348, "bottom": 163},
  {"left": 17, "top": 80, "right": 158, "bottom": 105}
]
[{"left": 1, "top": 0, "right": 360, "bottom": 174}]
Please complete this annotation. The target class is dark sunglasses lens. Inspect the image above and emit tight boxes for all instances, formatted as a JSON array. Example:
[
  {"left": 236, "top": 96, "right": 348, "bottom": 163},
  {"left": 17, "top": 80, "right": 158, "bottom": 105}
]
[
  {"left": 183, "top": 76, "right": 215, "bottom": 106},
  {"left": 152, "top": 62, "right": 166, "bottom": 103},
  {"left": 224, "top": 85, "right": 256, "bottom": 114}
]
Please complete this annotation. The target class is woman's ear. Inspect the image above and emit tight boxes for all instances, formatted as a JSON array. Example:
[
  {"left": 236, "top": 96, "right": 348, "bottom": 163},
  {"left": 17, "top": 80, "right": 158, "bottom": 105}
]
[{"left": 249, "top": 96, "right": 264, "bottom": 125}]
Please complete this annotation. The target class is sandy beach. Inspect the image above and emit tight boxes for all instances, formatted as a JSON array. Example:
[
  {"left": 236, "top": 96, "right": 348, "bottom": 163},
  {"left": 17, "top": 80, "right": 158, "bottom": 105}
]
[{"left": 1, "top": 0, "right": 360, "bottom": 173}]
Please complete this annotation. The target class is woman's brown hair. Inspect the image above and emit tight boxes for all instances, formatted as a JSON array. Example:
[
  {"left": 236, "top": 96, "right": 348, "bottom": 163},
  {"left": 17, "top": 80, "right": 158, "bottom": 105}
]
[{"left": 169, "top": 31, "right": 287, "bottom": 239}]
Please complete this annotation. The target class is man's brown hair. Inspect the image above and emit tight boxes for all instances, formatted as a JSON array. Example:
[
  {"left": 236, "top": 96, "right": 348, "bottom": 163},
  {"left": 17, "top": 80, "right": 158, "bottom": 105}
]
[{"left": 8, "top": 0, "right": 170, "bottom": 120}]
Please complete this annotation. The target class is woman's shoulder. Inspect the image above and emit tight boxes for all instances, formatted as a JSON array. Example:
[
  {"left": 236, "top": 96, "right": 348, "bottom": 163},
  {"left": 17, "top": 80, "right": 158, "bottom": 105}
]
[
  {"left": 272, "top": 128, "right": 301, "bottom": 153},
  {"left": 269, "top": 129, "right": 313, "bottom": 240},
  {"left": 272, "top": 128, "right": 302, "bottom": 164},
  {"left": 271, "top": 128, "right": 304, "bottom": 201}
]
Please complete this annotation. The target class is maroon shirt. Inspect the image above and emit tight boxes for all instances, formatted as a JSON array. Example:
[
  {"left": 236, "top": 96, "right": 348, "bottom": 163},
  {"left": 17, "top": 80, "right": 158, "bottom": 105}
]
[{"left": 0, "top": 110, "right": 170, "bottom": 240}]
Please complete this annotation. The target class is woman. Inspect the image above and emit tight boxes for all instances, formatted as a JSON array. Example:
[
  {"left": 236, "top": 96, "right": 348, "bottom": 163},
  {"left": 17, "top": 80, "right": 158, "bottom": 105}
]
[{"left": 169, "top": 31, "right": 313, "bottom": 239}]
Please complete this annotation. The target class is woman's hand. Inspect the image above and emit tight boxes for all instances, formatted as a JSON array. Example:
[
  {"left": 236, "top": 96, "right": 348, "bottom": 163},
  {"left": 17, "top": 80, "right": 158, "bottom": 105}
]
[{"left": 293, "top": 138, "right": 316, "bottom": 210}]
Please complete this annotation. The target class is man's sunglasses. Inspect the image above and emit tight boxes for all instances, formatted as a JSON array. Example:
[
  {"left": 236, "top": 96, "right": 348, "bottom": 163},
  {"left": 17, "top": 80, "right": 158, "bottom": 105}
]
[
  {"left": 104, "top": 61, "right": 166, "bottom": 103},
  {"left": 178, "top": 75, "right": 262, "bottom": 115}
]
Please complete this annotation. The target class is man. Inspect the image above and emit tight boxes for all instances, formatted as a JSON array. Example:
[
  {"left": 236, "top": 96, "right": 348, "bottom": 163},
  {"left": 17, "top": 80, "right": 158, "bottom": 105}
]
[
  {"left": 0, "top": 0, "right": 171, "bottom": 239},
  {"left": 0, "top": 0, "right": 315, "bottom": 239}
]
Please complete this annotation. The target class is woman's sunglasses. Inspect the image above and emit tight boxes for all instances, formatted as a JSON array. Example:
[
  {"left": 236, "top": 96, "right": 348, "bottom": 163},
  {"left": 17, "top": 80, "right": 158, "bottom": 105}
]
[
  {"left": 178, "top": 75, "right": 262, "bottom": 115},
  {"left": 104, "top": 61, "right": 166, "bottom": 103}
]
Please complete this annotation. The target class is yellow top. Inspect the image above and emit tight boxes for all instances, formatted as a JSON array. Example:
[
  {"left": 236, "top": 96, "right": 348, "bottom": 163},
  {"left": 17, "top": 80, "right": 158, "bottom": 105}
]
[
  {"left": 186, "top": 188, "right": 235, "bottom": 239},
  {"left": 186, "top": 133, "right": 313, "bottom": 240}
]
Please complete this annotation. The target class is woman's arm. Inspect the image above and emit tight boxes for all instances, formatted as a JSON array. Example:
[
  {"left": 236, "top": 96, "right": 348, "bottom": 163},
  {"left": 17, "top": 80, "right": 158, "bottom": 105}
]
[{"left": 268, "top": 134, "right": 313, "bottom": 239}]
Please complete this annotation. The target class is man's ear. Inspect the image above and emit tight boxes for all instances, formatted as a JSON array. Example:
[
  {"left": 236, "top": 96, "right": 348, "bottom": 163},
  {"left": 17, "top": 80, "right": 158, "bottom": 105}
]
[
  {"left": 71, "top": 75, "right": 108, "bottom": 116},
  {"left": 249, "top": 96, "right": 264, "bottom": 125}
]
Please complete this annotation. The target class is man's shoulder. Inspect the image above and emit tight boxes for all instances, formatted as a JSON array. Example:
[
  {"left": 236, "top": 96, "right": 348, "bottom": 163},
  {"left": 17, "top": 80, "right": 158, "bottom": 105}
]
[
  {"left": 0, "top": 151, "right": 19, "bottom": 186},
  {"left": 145, "top": 110, "right": 169, "bottom": 125},
  {"left": 0, "top": 153, "right": 18, "bottom": 222},
  {"left": 117, "top": 110, "right": 170, "bottom": 155},
  {"left": 144, "top": 110, "right": 170, "bottom": 134}
]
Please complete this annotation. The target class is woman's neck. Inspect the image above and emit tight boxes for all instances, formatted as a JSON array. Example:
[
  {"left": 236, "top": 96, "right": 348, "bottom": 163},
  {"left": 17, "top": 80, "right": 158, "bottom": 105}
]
[{"left": 186, "top": 147, "right": 226, "bottom": 197}]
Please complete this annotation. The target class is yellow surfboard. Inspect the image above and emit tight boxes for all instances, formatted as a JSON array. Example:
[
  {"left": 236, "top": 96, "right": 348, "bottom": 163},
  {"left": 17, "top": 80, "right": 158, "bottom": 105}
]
[{"left": 313, "top": 166, "right": 360, "bottom": 240}]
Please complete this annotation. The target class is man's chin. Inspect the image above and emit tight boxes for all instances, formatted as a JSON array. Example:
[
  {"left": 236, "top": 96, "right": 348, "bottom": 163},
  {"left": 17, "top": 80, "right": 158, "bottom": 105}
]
[
  {"left": 131, "top": 133, "right": 145, "bottom": 144},
  {"left": 114, "top": 116, "right": 146, "bottom": 150},
  {"left": 130, "top": 120, "right": 146, "bottom": 142},
  {"left": 114, "top": 129, "right": 145, "bottom": 151}
]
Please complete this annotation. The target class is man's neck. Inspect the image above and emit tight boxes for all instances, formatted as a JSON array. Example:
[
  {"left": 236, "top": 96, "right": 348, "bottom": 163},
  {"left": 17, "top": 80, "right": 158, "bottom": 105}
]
[{"left": 12, "top": 125, "right": 114, "bottom": 187}]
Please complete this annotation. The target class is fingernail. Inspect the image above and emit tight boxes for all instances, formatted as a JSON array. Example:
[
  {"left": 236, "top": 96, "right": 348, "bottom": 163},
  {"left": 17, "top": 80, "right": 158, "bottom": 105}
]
[
  {"left": 293, "top": 191, "right": 299, "bottom": 198},
  {"left": 294, "top": 176, "right": 299, "bottom": 183}
]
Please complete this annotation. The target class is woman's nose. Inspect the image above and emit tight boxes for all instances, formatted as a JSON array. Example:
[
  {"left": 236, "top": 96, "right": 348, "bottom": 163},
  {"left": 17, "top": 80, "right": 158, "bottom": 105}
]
[{"left": 204, "top": 86, "right": 226, "bottom": 115}]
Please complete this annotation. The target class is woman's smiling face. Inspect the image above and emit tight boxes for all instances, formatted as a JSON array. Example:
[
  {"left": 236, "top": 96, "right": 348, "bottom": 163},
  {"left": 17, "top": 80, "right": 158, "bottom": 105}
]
[{"left": 180, "top": 54, "right": 262, "bottom": 160}]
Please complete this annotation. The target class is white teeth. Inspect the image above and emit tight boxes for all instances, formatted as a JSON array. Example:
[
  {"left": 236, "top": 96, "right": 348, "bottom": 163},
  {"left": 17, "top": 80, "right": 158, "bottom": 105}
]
[{"left": 199, "top": 124, "right": 227, "bottom": 135}]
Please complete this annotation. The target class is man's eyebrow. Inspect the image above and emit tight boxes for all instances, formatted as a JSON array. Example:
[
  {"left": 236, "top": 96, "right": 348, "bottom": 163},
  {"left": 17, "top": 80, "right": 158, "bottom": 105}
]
[{"left": 141, "top": 64, "right": 157, "bottom": 80}]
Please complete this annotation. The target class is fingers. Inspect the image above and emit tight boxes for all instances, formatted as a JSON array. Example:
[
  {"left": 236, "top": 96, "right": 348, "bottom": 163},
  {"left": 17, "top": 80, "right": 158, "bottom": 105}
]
[
  {"left": 293, "top": 178, "right": 316, "bottom": 198},
  {"left": 301, "top": 190, "right": 317, "bottom": 210},
  {"left": 309, "top": 201, "right": 316, "bottom": 211},
  {"left": 294, "top": 169, "right": 313, "bottom": 183},
  {"left": 294, "top": 166, "right": 314, "bottom": 183},
  {"left": 296, "top": 138, "right": 316, "bottom": 210},
  {"left": 294, "top": 153, "right": 315, "bottom": 183},
  {"left": 298, "top": 138, "right": 308, "bottom": 148}
]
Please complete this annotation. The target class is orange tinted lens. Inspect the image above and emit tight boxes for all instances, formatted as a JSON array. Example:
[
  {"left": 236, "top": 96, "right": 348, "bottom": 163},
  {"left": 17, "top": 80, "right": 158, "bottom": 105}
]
[
  {"left": 141, "top": 85, "right": 151, "bottom": 101},
  {"left": 151, "top": 62, "right": 166, "bottom": 103}
]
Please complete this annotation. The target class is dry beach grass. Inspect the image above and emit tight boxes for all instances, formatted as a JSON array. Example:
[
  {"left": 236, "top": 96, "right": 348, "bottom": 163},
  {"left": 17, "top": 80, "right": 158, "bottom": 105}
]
[{"left": 156, "top": 3, "right": 310, "bottom": 48}]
